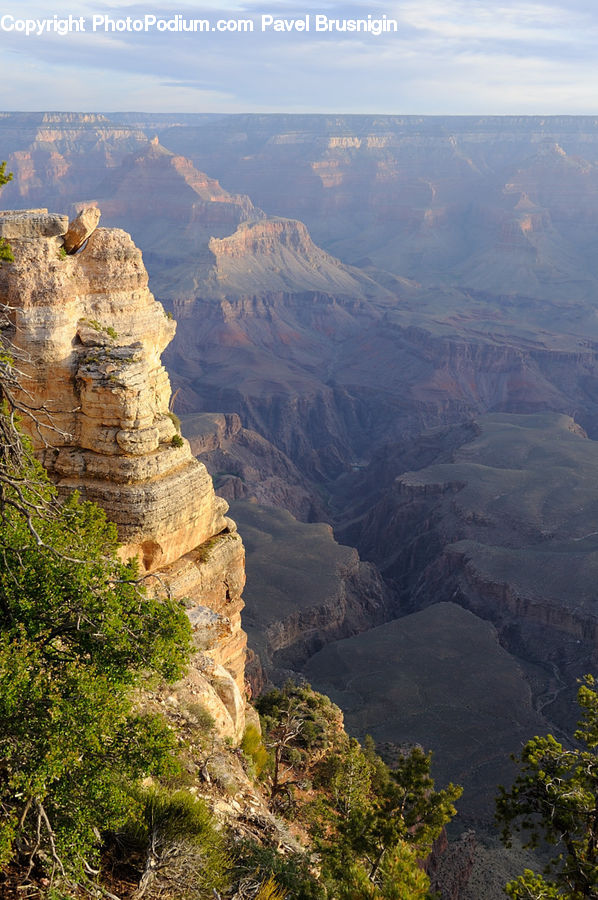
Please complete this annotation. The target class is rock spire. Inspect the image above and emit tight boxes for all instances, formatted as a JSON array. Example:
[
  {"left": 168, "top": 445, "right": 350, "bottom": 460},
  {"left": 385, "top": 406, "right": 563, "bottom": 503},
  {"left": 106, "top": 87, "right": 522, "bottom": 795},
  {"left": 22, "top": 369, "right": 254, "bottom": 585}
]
[{"left": 0, "top": 208, "right": 247, "bottom": 740}]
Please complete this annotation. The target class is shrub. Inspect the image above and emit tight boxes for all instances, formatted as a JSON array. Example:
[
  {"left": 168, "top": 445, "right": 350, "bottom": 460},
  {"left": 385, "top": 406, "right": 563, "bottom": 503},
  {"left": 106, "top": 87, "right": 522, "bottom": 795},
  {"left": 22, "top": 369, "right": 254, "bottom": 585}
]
[
  {"left": 0, "top": 238, "right": 14, "bottom": 262},
  {"left": 81, "top": 318, "right": 118, "bottom": 339},
  {"left": 133, "top": 788, "right": 230, "bottom": 899},
  {"left": 255, "top": 874, "right": 288, "bottom": 899},
  {"left": 241, "top": 722, "right": 271, "bottom": 777},
  {"left": 0, "top": 417, "right": 192, "bottom": 888},
  {"left": 497, "top": 674, "right": 598, "bottom": 898}
]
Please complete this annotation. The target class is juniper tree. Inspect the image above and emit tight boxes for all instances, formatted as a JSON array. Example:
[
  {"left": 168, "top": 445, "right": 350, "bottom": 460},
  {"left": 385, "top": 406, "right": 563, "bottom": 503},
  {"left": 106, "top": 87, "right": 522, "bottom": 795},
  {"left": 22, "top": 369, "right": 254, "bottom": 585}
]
[
  {"left": 0, "top": 419, "right": 192, "bottom": 891},
  {"left": 496, "top": 675, "right": 598, "bottom": 899},
  {"left": 257, "top": 683, "right": 461, "bottom": 899}
]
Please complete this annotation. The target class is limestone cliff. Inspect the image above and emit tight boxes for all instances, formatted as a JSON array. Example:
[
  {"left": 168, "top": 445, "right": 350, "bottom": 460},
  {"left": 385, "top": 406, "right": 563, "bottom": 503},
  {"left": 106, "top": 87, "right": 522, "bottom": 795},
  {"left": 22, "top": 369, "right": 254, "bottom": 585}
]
[
  {"left": 0, "top": 208, "right": 247, "bottom": 741},
  {"left": 228, "top": 499, "right": 394, "bottom": 691}
]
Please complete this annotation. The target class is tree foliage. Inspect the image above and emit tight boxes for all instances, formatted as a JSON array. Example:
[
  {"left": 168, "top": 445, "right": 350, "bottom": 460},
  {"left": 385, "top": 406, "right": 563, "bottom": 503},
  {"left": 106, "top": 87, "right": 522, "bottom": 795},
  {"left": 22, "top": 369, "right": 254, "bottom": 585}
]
[
  {"left": 313, "top": 736, "right": 460, "bottom": 898},
  {"left": 496, "top": 675, "right": 598, "bottom": 899},
  {"left": 0, "top": 413, "right": 192, "bottom": 890},
  {"left": 255, "top": 683, "right": 461, "bottom": 899},
  {"left": 330, "top": 840, "right": 431, "bottom": 900},
  {"left": 256, "top": 682, "right": 342, "bottom": 808}
]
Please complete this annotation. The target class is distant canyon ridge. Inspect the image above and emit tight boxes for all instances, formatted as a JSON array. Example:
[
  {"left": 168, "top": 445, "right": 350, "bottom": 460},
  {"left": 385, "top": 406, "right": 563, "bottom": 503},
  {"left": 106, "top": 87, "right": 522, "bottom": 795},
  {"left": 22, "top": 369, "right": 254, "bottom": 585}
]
[{"left": 4, "top": 113, "right": 598, "bottom": 859}]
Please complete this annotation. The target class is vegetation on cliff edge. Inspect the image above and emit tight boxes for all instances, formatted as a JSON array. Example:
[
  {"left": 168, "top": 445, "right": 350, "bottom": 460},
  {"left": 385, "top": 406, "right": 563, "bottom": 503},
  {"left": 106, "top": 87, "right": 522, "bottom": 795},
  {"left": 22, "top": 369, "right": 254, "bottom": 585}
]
[
  {"left": 245, "top": 682, "right": 462, "bottom": 899},
  {"left": 0, "top": 401, "right": 462, "bottom": 898},
  {"left": 497, "top": 675, "right": 598, "bottom": 899},
  {"left": 0, "top": 161, "right": 13, "bottom": 261}
]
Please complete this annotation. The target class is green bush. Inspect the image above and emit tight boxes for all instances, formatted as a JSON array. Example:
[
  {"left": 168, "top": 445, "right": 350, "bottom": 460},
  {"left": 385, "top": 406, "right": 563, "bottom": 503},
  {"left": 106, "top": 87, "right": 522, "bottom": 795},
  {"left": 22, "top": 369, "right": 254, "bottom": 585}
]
[
  {"left": 0, "top": 414, "right": 192, "bottom": 888},
  {"left": 81, "top": 318, "right": 118, "bottom": 339},
  {"left": 241, "top": 722, "right": 271, "bottom": 777},
  {"left": 0, "top": 163, "right": 13, "bottom": 262},
  {"left": 172, "top": 433, "right": 184, "bottom": 448},
  {"left": 132, "top": 787, "right": 230, "bottom": 899},
  {"left": 0, "top": 237, "right": 14, "bottom": 262},
  {"left": 497, "top": 675, "right": 598, "bottom": 898}
]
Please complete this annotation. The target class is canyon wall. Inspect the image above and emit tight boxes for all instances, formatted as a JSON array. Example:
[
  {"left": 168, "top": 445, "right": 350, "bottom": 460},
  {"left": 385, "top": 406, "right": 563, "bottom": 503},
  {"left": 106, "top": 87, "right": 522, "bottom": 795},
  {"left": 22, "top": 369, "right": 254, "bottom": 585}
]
[
  {"left": 182, "top": 411, "right": 326, "bottom": 521},
  {"left": 0, "top": 208, "right": 248, "bottom": 741}
]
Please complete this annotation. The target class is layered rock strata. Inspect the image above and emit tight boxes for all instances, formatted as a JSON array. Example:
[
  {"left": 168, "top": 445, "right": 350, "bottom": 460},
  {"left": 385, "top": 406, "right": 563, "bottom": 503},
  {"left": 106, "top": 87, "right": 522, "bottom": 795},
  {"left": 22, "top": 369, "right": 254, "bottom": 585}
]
[{"left": 0, "top": 208, "right": 247, "bottom": 740}]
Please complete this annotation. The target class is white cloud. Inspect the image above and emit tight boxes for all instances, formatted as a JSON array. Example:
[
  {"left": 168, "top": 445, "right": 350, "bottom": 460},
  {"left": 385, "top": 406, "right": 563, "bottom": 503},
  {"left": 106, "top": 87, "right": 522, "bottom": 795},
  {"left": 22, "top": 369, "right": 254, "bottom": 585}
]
[
  {"left": 393, "top": 0, "right": 593, "bottom": 43},
  {"left": 2, "top": 0, "right": 598, "bottom": 112}
]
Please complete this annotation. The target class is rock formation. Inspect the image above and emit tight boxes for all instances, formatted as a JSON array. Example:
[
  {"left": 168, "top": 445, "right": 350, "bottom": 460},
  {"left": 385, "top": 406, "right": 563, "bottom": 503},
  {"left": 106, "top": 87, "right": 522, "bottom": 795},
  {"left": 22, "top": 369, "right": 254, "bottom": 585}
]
[
  {"left": 182, "top": 411, "right": 326, "bottom": 520},
  {"left": 337, "top": 412, "right": 598, "bottom": 729},
  {"left": 0, "top": 113, "right": 150, "bottom": 209},
  {"left": 154, "top": 114, "right": 598, "bottom": 297},
  {"left": 0, "top": 208, "right": 247, "bottom": 741}
]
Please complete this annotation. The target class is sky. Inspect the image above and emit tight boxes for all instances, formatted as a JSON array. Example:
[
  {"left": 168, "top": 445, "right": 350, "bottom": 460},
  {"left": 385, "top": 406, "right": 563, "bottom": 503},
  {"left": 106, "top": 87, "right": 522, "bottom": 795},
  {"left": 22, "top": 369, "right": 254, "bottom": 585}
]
[{"left": 1, "top": 0, "right": 598, "bottom": 114}]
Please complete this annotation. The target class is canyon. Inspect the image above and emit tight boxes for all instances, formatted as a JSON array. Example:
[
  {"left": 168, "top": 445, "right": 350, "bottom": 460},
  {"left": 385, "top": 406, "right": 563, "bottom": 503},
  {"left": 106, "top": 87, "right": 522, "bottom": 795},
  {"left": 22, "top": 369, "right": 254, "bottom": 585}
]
[{"left": 5, "top": 113, "right": 598, "bottom": 894}]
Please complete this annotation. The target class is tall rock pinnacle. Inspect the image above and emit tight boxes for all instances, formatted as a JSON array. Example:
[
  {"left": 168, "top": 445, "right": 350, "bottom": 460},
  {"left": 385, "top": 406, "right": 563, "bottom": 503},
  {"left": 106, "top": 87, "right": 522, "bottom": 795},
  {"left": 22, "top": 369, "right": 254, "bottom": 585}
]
[{"left": 0, "top": 208, "right": 247, "bottom": 740}]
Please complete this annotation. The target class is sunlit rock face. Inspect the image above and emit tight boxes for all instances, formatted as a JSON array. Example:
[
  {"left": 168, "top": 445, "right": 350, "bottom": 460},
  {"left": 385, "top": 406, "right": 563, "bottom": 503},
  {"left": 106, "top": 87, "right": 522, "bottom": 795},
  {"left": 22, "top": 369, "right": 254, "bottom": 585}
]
[{"left": 0, "top": 208, "right": 247, "bottom": 741}]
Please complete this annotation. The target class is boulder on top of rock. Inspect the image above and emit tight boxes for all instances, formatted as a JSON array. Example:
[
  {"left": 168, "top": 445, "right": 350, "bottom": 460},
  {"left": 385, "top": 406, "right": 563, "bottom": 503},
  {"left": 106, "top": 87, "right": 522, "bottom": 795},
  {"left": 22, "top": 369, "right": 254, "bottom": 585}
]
[{"left": 63, "top": 207, "right": 101, "bottom": 254}]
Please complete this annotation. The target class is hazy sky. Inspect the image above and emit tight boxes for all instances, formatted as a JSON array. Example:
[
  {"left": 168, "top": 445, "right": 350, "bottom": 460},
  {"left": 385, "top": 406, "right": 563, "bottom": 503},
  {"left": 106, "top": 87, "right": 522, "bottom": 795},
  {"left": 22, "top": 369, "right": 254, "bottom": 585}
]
[{"left": 2, "top": 0, "right": 598, "bottom": 114}]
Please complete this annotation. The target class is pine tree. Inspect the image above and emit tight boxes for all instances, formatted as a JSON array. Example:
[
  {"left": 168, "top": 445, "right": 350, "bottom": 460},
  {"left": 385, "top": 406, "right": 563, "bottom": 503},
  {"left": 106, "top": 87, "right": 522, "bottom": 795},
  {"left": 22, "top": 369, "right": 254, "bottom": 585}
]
[
  {"left": 497, "top": 675, "right": 598, "bottom": 899},
  {"left": 0, "top": 411, "right": 192, "bottom": 889}
]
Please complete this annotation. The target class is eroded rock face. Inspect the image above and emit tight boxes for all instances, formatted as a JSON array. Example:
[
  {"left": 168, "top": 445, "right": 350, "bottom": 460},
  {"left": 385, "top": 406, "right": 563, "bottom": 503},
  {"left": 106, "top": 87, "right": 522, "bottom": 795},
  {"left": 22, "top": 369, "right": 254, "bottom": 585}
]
[
  {"left": 337, "top": 412, "right": 598, "bottom": 733},
  {"left": 0, "top": 208, "right": 247, "bottom": 741}
]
